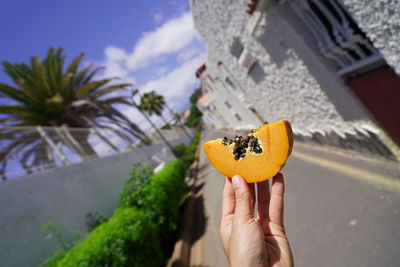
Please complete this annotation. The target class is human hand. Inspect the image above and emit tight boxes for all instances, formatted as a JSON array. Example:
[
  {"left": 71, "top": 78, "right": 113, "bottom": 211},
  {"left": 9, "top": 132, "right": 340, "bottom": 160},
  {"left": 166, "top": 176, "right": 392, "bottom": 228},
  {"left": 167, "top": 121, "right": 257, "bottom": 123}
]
[{"left": 220, "top": 173, "right": 293, "bottom": 267}]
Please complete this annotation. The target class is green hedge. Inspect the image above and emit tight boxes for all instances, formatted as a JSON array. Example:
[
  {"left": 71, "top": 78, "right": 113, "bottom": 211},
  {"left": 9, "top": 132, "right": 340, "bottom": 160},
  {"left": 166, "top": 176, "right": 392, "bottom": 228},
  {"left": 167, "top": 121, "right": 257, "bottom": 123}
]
[
  {"left": 181, "top": 130, "right": 201, "bottom": 167},
  {"left": 57, "top": 208, "right": 163, "bottom": 267},
  {"left": 43, "top": 160, "right": 187, "bottom": 267},
  {"left": 120, "top": 159, "right": 186, "bottom": 235}
]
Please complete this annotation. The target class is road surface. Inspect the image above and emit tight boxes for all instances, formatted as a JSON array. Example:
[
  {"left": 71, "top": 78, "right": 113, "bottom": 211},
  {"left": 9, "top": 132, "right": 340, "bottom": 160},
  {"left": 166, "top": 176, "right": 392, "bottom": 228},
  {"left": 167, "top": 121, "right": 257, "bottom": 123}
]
[{"left": 190, "top": 128, "right": 400, "bottom": 267}]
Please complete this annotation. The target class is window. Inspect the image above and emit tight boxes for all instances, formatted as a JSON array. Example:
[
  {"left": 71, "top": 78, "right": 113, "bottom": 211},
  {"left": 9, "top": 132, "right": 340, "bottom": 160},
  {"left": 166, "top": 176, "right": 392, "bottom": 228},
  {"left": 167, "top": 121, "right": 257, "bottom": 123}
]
[
  {"left": 235, "top": 113, "right": 242, "bottom": 121},
  {"left": 248, "top": 62, "right": 265, "bottom": 84},
  {"left": 238, "top": 49, "right": 256, "bottom": 73},
  {"left": 231, "top": 38, "right": 244, "bottom": 59},
  {"left": 225, "top": 101, "right": 232, "bottom": 109},
  {"left": 225, "top": 77, "right": 237, "bottom": 91}
]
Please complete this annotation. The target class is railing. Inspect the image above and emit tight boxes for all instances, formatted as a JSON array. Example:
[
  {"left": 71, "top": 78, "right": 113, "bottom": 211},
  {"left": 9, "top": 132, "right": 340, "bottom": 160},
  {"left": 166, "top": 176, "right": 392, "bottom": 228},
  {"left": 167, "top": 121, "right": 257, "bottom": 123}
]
[{"left": 0, "top": 125, "right": 189, "bottom": 180}]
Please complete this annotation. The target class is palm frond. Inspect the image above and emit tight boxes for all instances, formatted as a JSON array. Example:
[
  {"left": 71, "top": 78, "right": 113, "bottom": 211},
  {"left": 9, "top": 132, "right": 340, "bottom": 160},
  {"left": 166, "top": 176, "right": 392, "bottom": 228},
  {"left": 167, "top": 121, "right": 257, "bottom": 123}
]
[
  {"left": 92, "top": 84, "right": 131, "bottom": 99},
  {"left": 0, "top": 83, "right": 30, "bottom": 103},
  {"left": 75, "top": 79, "right": 113, "bottom": 98}
]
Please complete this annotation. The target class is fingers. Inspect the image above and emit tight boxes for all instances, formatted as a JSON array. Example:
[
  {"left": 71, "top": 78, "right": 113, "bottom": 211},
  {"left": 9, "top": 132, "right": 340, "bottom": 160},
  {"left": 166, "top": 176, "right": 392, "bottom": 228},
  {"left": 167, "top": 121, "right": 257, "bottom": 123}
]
[
  {"left": 248, "top": 182, "right": 256, "bottom": 217},
  {"left": 231, "top": 175, "right": 253, "bottom": 220},
  {"left": 222, "top": 177, "right": 235, "bottom": 218},
  {"left": 257, "top": 179, "right": 270, "bottom": 224},
  {"left": 269, "top": 173, "right": 285, "bottom": 226}
]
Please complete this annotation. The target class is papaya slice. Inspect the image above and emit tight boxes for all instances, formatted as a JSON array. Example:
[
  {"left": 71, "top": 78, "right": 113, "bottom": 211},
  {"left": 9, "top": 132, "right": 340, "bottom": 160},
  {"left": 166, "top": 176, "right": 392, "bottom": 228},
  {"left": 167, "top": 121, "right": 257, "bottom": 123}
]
[{"left": 203, "top": 121, "right": 293, "bottom": 183}]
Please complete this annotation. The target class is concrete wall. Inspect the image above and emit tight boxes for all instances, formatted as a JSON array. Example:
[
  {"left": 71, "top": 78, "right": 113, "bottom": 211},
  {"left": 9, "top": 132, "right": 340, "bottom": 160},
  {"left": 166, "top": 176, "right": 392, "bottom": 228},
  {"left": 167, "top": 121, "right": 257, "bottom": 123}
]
[
  {"left": 341, "top": 0, "right": 400, "bottom": 74},
  {"left": 0, "top": 138, "right": 186, "bottom": 267}
]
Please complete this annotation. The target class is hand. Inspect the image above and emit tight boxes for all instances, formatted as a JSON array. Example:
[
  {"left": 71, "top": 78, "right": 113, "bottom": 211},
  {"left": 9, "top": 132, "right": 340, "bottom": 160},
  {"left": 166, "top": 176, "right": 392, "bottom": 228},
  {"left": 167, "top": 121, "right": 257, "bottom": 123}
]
[{"left": 220, "top": 173, "right": 293, "bottom": 267}]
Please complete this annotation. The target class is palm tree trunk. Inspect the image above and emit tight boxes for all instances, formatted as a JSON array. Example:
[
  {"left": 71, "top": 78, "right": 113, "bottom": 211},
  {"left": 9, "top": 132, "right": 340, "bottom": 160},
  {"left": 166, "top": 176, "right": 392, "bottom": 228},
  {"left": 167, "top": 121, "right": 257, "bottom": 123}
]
[{"left": 132, "top": 100, "right": 177, "bottom": 158}]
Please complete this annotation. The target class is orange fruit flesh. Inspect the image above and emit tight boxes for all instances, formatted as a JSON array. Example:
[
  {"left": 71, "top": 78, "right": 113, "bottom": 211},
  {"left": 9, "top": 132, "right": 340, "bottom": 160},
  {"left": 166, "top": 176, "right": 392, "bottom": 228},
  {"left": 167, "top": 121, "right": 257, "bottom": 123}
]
[{"left": 203, "top": 120, "right": 293, "bottom": 183}]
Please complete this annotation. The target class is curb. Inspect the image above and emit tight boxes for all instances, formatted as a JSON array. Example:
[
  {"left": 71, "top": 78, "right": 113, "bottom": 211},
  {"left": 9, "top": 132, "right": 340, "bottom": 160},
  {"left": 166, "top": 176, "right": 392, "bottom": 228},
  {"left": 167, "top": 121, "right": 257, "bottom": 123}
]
[{"left": 167, "top": 134, "right": 203, "bottom": 267}]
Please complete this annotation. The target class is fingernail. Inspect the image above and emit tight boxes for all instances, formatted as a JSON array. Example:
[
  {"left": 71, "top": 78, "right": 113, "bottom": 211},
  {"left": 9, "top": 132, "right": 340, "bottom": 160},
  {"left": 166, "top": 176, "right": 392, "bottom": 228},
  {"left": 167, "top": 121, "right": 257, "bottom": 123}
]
[{"left": 232, "top": 175, "right": 242, "bottom": 189}]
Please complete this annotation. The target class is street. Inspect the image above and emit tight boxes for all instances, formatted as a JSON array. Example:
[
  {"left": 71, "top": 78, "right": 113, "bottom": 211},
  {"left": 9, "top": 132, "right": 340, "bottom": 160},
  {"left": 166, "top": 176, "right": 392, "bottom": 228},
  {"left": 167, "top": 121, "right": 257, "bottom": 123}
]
[{"left": 190, "top": 128, "right": 400, "bottom": 267}]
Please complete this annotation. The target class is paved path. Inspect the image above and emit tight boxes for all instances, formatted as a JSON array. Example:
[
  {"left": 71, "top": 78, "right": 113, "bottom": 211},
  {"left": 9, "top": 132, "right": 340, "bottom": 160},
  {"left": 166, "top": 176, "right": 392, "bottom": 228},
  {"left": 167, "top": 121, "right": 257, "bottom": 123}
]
[{"left": 191, "top": 128, "right": 400, "bottom": 267}]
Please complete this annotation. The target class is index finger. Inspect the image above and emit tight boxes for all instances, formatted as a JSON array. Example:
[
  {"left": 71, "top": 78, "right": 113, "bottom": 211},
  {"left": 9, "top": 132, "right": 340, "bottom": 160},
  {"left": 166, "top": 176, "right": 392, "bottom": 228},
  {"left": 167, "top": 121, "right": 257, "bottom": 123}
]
[
  {"left": 222, "top": 177, "right": 235, "bottom": 217},
  {"left": 269, "top": 173, "right": 285, "bottom": 226}
]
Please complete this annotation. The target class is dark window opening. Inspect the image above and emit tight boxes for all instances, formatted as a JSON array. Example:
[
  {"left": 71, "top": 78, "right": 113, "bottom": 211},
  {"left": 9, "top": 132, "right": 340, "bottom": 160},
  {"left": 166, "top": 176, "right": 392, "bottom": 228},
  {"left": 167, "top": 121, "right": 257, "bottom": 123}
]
[{"left": 235, "top": 113, "right": 242, "bottom": 121}]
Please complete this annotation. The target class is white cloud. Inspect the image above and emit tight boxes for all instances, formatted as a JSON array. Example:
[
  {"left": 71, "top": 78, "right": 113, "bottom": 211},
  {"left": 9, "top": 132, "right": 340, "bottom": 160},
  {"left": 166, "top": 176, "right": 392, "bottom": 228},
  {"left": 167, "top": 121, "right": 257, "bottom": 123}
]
[
  {"left": 98, "top": 11, "right": 205, "bottom": 134},
  {"left": 177, "top": 46, "right": 201, "bottom": 62},
  {"left": 154, "top": 66, "right": 169, "bottom": 76},
  {"left": 126, "top": 12, "right": 200, "bottom": 70},
  {"left": 139, "top": 53, "right": 206, "bottom": 108}
]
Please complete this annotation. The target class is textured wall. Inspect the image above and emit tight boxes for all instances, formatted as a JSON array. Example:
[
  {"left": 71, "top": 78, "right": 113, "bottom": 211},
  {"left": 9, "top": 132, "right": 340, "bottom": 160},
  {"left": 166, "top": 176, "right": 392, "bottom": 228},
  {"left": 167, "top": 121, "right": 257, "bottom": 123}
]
[
  {"left": 340, "top": 0, "right": 400, "bottom": 74},
  {"left": 0, "top": 139, "right": 183, "bottom": 267},
  {"left": 191, "top": 0, "right": 375, "bottom": 136}
]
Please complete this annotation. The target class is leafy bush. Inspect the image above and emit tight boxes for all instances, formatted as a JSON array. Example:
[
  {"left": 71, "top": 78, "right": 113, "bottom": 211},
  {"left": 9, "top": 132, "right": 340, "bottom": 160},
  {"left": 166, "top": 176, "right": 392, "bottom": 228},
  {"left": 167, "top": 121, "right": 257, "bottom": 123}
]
[
  {"left": 181, "top": 130, "right": 202, "bottom": 167},
  {"left": 119, "top": 163, "right": 153, "bottom": 207},
  {"left": 57, "top": 208, "right": 164, "bottom": 267},
  {"left": 120, "top": 159, "right": 186, "bottom": 235},
  {"left": 85, "top": 212, "right": 108, "bottom": 231},
  {"left": 43, "top": 160, "right": 187, "bottom": 266},
  {"left": 185, "top": 104, "right": 202, "bottom": 128},
  {"left": 173, "top": 143, "right": 187, "bottom": 158},
  {"left": 40, "top": 250, "right": 67, "bottom": 267}
]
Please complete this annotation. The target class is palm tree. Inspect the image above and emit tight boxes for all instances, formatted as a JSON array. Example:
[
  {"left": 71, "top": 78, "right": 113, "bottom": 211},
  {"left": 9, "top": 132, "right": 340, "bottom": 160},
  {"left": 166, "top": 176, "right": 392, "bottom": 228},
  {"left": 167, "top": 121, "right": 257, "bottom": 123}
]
[
  {"left": 139, "top": 91, "right": 170, "bottom": 126},
  {"left": 139, "top": 90, "right": 191, "bottom": 140},
  {"left": 131, "top": 90, "right": 176, "bottom": 158},
  {"left": 0, "top": 48, "right": 148, "bottom": 177}
]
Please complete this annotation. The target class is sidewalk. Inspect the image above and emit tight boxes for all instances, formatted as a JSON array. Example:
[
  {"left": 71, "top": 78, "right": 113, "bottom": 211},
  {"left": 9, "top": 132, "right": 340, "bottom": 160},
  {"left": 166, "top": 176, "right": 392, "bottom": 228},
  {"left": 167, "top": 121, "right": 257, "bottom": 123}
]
[{"left": 190, "top": 128, "right": 400, "bottom": 267}]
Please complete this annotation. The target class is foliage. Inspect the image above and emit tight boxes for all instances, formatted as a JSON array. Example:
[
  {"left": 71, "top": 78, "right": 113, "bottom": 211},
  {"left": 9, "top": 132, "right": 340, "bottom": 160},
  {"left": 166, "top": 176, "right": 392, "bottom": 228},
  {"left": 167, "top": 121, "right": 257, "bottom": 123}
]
[
  {"left": 119, "top": 163, "right": 153, "bottom": 207},
  {"left": 40, "top": 221, "right": 81, "bottom": 267},
  {"left": 190, "top": 88, "right": 202, "bottom": 104},
  {"left": 160, "top": 123, "right": 172, "bottom": 130},
  {"left": 42, "top": 221, "right": 81, "bottom": 251},
  {"left": 43, "top": 160, "right": 187, "bottom": 266},
  {"left": 139, "top": 91, "right": 165, "bottom": 117},
  {"left": 0, "top": 48, "right": 148, "bottom": 176},
  {"left": 185, "top": 104, "right": 202, "bottom": 128},
  {"left": 57, "top": 208, "right": 164, "bottom": 267},
  {"left": 173, "top": 143, "right": 187, "bottom": 158},
  {"left": 119, "top": 160, "right": 186, "bottom": 233},
  {"left": 40, "top": 250, "right": 67, "bottom": 267},
  {"left": 181, "top": 130, "right": 202, "bottom": 167},
  {"left": 85, "top": 212, "right": 108, "bottom": 231}
]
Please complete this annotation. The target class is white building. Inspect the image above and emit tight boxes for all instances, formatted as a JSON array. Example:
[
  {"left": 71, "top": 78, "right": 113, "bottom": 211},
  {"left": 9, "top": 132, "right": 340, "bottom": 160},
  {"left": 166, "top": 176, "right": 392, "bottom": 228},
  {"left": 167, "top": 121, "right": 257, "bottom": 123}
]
[
  {"left": 196, "top": 63, "right": 260, "bottom": 130},
  {"left": 191, "top": 0, "right": 400, "bottom": 158}
]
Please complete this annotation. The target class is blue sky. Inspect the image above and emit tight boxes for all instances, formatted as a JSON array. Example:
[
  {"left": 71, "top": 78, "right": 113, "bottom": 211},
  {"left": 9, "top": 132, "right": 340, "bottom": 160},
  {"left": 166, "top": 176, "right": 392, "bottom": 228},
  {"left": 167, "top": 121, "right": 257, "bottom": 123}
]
[
  {"left": 0, "top": 0, "right": 206, "bottom": 122},
  {"left": 0, "top": 0, "right": 207, "bottom": 177}
]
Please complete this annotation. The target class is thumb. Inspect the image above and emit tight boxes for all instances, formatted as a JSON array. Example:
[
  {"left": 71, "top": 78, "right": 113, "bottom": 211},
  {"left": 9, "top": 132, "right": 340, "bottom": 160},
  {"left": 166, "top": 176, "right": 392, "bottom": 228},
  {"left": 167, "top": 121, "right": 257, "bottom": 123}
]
[{"left": 231, "top": 175, "right": 252, "bottom": 218}]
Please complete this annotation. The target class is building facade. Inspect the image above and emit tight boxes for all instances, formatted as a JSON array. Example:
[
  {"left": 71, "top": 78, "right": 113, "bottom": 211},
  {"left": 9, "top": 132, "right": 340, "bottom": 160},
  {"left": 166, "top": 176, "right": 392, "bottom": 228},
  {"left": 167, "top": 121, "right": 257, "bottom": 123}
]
[{"left": 191, "top": 0, "right": 400, "bottom": 158}]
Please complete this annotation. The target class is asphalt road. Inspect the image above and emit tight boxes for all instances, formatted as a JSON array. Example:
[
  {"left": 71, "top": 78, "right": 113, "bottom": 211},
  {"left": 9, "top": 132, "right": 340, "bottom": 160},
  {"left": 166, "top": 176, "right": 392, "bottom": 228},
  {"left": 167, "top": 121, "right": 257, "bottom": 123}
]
[{"left": 192, "top": 128, "right": 400, "bottom": 267}]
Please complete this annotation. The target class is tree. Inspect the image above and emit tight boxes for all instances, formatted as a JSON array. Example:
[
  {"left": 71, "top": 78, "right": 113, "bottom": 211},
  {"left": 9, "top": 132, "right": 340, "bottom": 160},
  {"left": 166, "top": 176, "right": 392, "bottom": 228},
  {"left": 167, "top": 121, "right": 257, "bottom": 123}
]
[
  {"left": 139, "top": 90, "right": 192, "bottom": 140},
  {"left": 190, "top": 88, "right": 202, "bottom": 104},
  {"left": 139, "top": 91, "right": 171, "bottom": 126},
  {"left": 0, "top": 48, "right": 148, "bottom": 177},
  {"left": 131, "top": 90, "right": 177, "bottom": 158}
]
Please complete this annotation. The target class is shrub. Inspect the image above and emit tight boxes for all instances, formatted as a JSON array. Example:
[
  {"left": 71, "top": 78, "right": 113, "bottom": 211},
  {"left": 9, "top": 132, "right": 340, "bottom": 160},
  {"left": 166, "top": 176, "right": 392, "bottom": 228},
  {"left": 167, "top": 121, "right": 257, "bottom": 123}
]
[
  {"left": 119, "top": 163, "right": 153, "bottom": 207},
  {"left": 85, "top": 212, "right": 108, "bottom": 231},
  {"left": 57, "top": 208, "right": 164, "bottom": 267},
  {"left": 181, "top": 130, "right": 201, "bottom": 167},
  {"left": 173, "top": 143, "right": 187, "bottom": 158},
  {"left": 40, "top": 250, "right": 67, "bottom": 267},
  {"left": 120, "top": 159, "right": 186, "bottom": 236},
  {"left": 185, "top": 104, "right": 202, "bottom": 128},
  {"left": 42, "top": 156, "right": 192, "bottom": 266}
]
